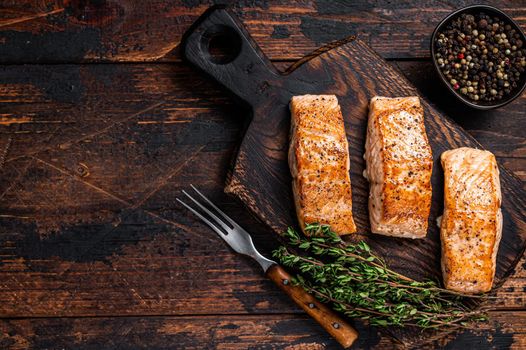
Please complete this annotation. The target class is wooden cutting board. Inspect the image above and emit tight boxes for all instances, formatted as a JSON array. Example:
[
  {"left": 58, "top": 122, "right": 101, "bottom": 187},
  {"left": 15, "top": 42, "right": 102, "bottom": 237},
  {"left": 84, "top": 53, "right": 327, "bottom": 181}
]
[{"left": 183, "top": 5, "right": 526, "bottom": 346}]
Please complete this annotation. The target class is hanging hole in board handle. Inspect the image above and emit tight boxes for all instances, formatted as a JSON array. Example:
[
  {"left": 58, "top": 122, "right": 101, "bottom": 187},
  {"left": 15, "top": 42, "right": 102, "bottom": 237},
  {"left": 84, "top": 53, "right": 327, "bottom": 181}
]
[
  {"left": 182, "top": 5, "right": 282, "bottom": 107},
  {"left": 200, "top": 25, "right": 242, "bottom": 65}
]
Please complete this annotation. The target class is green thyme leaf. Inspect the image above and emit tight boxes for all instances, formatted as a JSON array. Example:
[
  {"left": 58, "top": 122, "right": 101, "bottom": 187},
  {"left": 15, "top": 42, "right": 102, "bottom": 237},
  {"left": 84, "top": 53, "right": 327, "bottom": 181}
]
[{"left": 274, "top": 224, "right": 490, "bottom": 330}]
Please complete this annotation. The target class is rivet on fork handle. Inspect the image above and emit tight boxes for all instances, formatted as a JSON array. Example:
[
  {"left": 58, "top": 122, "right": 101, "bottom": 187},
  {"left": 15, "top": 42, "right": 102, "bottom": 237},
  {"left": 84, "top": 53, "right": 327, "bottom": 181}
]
[
  {"left": 178, "top": 186, "right": 358, "bottom": 349},
  {"left": 266, "top": 265, "right": 358, "bottom": 348}
]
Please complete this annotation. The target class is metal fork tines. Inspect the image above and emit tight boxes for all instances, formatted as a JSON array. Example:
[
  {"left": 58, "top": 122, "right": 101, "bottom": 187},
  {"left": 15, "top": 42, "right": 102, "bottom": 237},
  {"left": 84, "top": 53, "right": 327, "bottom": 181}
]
[{"left": 177, "top": 185, "right": 276, "bottom": 272}]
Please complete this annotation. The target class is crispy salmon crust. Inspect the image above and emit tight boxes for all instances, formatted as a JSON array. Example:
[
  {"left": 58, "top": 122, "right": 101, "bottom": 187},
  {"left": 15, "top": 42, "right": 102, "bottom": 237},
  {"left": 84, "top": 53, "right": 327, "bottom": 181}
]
[
  {"left": 364, "top": 96, "right": 433, "bottom": 239},
  {"left": 289, "top": 95, "right": 356, "bottom": 235},
  {"left": 440, "top": 147, "right": 502, "bottom": 294}
]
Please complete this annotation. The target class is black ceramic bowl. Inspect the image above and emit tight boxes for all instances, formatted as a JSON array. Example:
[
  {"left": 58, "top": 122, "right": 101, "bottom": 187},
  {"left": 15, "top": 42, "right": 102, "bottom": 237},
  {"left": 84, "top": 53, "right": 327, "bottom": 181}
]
[{"left": 431, "top": 5, "right": 526, "bottom": 110}]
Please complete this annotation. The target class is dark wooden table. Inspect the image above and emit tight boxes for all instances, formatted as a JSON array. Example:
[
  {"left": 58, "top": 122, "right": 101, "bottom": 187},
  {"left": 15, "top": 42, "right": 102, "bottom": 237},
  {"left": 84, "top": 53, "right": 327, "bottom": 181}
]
[{"left": 0, "top": 1, "right": 524, "bottom": 349}]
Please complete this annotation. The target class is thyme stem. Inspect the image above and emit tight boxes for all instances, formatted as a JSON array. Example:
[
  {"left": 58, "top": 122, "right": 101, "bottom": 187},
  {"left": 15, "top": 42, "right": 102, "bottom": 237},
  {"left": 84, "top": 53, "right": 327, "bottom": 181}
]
[{"left": 273, "top": 224, "right": 490, "bottom": 329}]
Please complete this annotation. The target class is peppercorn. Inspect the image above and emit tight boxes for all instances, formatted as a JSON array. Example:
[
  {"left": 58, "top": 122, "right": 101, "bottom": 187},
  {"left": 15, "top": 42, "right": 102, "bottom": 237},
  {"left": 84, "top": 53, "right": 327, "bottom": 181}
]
[{"left": 434, "top": 10, "right": 526, "bottom": 103}]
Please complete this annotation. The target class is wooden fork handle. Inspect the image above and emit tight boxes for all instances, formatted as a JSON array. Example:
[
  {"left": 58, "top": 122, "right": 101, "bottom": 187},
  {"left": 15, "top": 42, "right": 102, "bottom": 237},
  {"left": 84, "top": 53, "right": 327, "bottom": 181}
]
[{"left": 266, "top": 264, "right": 359, "bottom": 348}]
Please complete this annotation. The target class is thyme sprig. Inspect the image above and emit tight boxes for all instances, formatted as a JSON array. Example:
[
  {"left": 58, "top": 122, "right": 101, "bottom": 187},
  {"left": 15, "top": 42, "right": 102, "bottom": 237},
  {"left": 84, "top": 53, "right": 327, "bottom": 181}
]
[{"left": 272, "top": 224, "right": 490, "bottom": 330}]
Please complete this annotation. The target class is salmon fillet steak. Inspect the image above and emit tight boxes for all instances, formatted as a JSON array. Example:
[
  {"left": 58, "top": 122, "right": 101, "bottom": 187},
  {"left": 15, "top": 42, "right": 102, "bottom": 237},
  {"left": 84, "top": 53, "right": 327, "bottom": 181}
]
[
  {"left": 440, "top": 147, "right": 502, "bottom": 294},
  {"left": 289, "top": 95, "right": 356, "bottom": 235},
  {"left": 364, "top": 96, "right": 433, "bottom": 239}
]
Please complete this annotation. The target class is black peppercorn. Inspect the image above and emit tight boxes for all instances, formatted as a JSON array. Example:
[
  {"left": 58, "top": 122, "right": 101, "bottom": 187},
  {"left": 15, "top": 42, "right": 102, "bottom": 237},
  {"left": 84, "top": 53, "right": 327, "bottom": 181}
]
[{"left": 434, "top": 11, "right": 526, "bottom": 103}]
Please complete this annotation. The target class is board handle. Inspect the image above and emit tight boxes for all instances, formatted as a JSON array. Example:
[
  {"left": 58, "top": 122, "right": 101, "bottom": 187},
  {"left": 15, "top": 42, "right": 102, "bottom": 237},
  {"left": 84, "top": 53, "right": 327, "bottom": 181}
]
[
  {"left": 182, "top": 5, "right": 282, "bottom": 106},
  {"left": 266, "top": 264, "right": 359, "bottom": 348}
]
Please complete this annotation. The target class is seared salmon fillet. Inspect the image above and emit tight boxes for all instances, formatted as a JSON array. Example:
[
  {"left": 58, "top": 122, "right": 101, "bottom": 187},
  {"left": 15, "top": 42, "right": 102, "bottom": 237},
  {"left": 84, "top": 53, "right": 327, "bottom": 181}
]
[
  {"left": 440, "top": 147, "right": 502, "bottom": 293},
  {"left": 364, "top": 96, "right": 433, "bottom": 239},
  {"left": 289, "top": 95, "right": 356, "bottom": 235}
]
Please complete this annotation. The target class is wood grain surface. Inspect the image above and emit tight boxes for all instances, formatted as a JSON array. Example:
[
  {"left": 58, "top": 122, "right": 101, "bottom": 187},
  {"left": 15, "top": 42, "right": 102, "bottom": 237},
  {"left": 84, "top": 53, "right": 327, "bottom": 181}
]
[
  {"left": 0, "top": 1, "right": 525, "bottom": 349},
  {"left": 182, "top": 7, "right": 526, "bottom": 346},
  {"left": 4, "top": 311, "right": 526, "bottom": 349},
  {"left": 0, "top": 0, "right": 525, "bottom": 63}
]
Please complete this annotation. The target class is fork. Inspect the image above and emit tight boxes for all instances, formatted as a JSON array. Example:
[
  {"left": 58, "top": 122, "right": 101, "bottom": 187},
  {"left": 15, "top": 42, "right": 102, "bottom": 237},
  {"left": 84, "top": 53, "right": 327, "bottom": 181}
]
[{"left": 177, "top": 185, "right": 358, "bottom": 348}]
